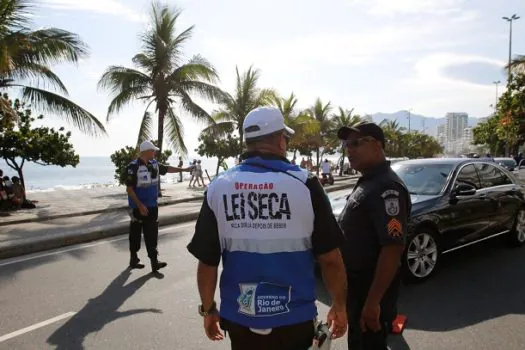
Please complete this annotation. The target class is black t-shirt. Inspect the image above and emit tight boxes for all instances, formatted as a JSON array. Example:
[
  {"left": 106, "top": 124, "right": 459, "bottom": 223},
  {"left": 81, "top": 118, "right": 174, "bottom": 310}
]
[
  {"left": 187, "top": 153, "right": 345, "bottom": 267},
  {"left": 125, "top": 159, "right": 168, "bottom": 188},
  {"left": 338, "top": 161, "right": 411, "bottom": 273}
]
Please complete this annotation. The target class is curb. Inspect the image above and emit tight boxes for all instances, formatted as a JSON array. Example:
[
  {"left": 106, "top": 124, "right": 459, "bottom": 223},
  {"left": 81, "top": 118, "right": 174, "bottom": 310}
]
[
  {"left": 0, "top": 195, "right": 205, "bottom": 227},
  {"left": 0, "top": 181, "right": 356, "bottom": 260},
  {"left": 0, "top": 211, "right": 201, "bottom": 260}
]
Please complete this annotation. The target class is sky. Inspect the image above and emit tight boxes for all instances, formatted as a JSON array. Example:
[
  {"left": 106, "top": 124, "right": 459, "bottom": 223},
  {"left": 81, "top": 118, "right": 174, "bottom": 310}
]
[{"left": 23, "top": 0, "right": 525, "bottom": 156}]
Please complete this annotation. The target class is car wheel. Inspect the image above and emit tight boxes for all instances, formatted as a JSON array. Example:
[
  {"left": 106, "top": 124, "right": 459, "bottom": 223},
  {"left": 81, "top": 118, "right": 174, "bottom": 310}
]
[
  {"left": 508, "top": 208, "right": 525, "bottom": 247},
  {"left": 403, "top": 229, "right": 440, "bottom": 283}
]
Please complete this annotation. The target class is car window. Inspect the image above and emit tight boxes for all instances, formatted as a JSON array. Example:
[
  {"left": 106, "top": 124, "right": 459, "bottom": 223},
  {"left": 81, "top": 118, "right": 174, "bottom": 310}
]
[
  {"left": 474, "top": 163, "right": 512, "bottom": 188},
  {"left": 455, "top": 164, "right": 481, "bottom": 189},
  {"left": 391, "top": 163, "right": 454, "bottom": 195}
]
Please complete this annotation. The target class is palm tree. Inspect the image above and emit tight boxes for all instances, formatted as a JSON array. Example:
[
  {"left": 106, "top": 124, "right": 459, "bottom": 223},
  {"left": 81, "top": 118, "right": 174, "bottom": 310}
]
[
  {"left": 330, "top": 107, "right": 362, "bottom": 175},
  {"left": 202, "top": 65, "right": 274, "bottom": 147},
  {"left": 308, "top": 98, "right": 333, "bottom": 174},
  {"left": 98, "top": 2, "right": 225, "bottom": 155},
  {"left": 507, "top": 55, "right": 525, "bottom": 74},
  {"left": 0, "top": 0, "right": 105, "bottom": 135},
  {"left": 380, "top": 119, "right": 406, "bottom": 156},
  {"left": 270, "top": 92, "right": 319, "bottom": 160}
]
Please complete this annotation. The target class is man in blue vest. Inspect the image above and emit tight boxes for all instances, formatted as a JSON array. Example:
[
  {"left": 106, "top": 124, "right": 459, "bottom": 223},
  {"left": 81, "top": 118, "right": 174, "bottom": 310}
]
[
  {"left": 187, "top": 107, "right": 348, "bottom": 349},
  {"left": 126, "top": 140, "right": 192, "bottom": 272}
]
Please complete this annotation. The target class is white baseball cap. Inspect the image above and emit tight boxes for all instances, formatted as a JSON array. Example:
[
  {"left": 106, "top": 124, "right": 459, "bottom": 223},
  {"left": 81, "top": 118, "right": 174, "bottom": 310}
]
[
  {"left": 139, "top": 140, "right": 159, "bottom": 152},
  {"left": 243, "top": 107, "right": 295, "bottom": 140}
]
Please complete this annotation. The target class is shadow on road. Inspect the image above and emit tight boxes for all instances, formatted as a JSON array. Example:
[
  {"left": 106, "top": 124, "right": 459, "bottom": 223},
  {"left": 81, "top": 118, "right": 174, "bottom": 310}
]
[
  {"left": 315, "top": 235, "right": 525, "bottom": 349},
  {"left": 47, "top": 268, "right": 161, "bottom": 350}
]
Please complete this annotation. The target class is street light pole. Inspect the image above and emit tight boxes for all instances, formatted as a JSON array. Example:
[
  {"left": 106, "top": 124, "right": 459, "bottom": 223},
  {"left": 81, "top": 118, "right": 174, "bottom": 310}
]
[
  {"left": 503, "top": 14, "right": 520, "bottom": 79},
  {"left": 407, "top": 109, "right": 412, "bottom": 133},
  {"left": 493, "top": 80, "right": 500, "bottom": 114}
]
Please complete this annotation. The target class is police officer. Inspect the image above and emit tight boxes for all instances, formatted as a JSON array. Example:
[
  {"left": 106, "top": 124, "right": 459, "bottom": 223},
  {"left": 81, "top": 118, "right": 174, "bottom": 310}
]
[
  {"left": 337, "top": 123, "right": 411, "bottom": 350},
  {"left": 126, "top": 140, "right": 192, "bottom": 272},
  {"left": 187, "top": 107, "right": 348, "bottom": 349}
]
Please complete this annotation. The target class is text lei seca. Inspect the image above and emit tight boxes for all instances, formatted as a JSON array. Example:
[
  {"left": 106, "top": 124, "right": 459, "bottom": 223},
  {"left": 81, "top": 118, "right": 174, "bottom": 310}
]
[{"left": 223, "top": 182, "right": 291, "bottom": 229}]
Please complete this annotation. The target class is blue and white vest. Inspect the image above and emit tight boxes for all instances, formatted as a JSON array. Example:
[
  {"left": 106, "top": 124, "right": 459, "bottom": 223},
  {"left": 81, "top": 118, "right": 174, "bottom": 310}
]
[
  {"left": 128, "top": 159, "right": 160, "bottom": 208},
  {"left": 207, "top": 156, "right": 317, "bottom": 329}
]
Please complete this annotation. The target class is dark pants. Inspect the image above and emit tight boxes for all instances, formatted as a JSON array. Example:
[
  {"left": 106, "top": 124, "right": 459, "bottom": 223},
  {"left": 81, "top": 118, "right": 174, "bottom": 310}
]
[
  {"left": 347, "top": 271, "right": 400, "bottom": 350},
  {"left": 129, "top": 206, "right": 159, "bottom": 261},
  {"left": 220, "top": 318, "right": 314, "bottom": 350}
]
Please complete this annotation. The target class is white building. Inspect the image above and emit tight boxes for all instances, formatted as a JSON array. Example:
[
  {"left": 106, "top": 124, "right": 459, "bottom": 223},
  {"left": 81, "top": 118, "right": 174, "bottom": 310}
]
[{"left": 445, "top": 113, "right": 468, "bottom": 142}]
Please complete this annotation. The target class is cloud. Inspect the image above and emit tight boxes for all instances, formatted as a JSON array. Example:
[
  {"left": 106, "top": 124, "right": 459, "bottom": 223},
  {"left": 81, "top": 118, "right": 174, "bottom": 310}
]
[
  {"left": 351, "top": 0, "right": 466, "bottom": 17},
  {"left": 41, "top": 0, "right": 147, "bottom": 22}
]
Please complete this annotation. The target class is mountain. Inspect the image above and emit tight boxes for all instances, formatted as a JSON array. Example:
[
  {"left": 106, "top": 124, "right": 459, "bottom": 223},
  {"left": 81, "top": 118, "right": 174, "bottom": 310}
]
[{"left": 370, "top": 111, "right": 482, "bottom": 137}]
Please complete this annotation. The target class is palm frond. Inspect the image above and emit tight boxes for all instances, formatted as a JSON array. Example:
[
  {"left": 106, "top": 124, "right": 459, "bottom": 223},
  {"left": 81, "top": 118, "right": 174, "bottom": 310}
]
[
  {"left": 176, "top": 80, "right": 227, "bottom": 103},
  {"left": 17, "top": 84, "right": 106, "bottom": 136},
  {"left": 201, "top": 121, "right": 235, "bottom": 138},
  {"left": 136, "top": 101, "right": 155, "bottom": 147},
  {"left": 165, "top": 107, "right": 187, "bottom": 154},
  {"left": 0, "top": 0, "right": 32, "bottom": 32},
  {"left": 169, "top": 54, "right": 219, "bottom": 83},
  {"left": 176, "top": 90, "right": 214, "bottom": 124},
  {"left": 9, "top": 62, "right": 68, "bottom": 94}
]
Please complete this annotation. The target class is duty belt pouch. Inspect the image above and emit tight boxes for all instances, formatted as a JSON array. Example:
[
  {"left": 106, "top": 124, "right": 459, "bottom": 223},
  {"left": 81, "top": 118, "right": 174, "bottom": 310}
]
[{"left": 309, "top": 320, "right": 332, "bottom": 350}]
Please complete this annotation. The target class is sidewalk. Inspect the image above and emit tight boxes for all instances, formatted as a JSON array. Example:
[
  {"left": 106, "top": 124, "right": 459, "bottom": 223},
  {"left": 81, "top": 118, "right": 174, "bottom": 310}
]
[{"left": 0, "top": 177, "right": 358, "bottom": 259}]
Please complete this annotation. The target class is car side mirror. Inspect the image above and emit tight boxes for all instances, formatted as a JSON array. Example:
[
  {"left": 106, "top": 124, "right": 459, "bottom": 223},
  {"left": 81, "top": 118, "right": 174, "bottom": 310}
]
[{"left": 453, "top": 184, "right": 476, "bottom": 196}]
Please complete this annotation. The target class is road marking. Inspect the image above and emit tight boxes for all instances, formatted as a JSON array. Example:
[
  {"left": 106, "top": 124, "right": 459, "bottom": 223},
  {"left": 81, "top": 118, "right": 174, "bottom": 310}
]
[
  {"left": 0, "top": 222, "right": 195, "bottom": 268},
  {"left": 0, "top": 312, "right": 76, "bottom": 343}
]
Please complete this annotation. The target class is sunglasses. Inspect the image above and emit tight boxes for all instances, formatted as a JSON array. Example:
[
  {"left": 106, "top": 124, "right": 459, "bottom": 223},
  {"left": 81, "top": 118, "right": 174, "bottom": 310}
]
[{"left": 342, "top": 137, "right": 375, "bottom": 148}]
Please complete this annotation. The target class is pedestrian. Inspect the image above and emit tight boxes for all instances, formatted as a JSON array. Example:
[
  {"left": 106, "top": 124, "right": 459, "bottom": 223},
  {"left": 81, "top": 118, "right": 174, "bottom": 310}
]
[
  {"left": 336, "top": 123, "right": 411, "bottom": 350},
  {"left": 196, "top": 160, "right": 206, "bottom": 187},
  {"left": 178, "top": 156, "right": 184, "bottom": 182},
  {"left": 126, "top": 141, "right": 192, "bottom": 272},
  {"left": 187, "top": 106, "right": 348, "bottom": 350}
]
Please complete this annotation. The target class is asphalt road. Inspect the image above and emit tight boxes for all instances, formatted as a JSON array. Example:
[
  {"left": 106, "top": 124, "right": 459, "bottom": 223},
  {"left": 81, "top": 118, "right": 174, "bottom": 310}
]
[{"left": 2, "top": 198, "right": 525, "bottom": 349}]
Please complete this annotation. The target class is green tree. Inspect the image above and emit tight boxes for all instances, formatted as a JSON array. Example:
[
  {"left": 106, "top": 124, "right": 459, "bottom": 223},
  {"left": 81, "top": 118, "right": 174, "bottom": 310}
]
[
  {"left": 99, "top": 2, "right": 224, "bottom": 156},
  {"left": 270, "top": 92, "right": 319, "bottom": 161},
  {"left": 508, "top": 55, "right": 525, "bottom": 74},
  {"left": 196, "top": 131, "right": 240, "bottom": 176},
  {"left": 0, "top": 96, "right": 79, "bottom": 197},
  {"left": 473, "top": 116, "right": 505, "bottom": 155},
  {"left": 495, "top": 73, "right": 525, "bottom": 154},
  {"left": 307, "top": 98, "right": 334, "bottom": 174},
  {"left": 330, "top": 107, "right": 362, "bottom": 175},
  {"left": 110, "top": 140, "right": 171, "bottom": 186},
  {"left": 202, "top": 66, "right": 274, "bottom": 148},
  {"left": 0, "top": 0, "right": 105, "bottom": 135},
  {"left": 380, "top": 119, "right": 405, "bottom": 157}
]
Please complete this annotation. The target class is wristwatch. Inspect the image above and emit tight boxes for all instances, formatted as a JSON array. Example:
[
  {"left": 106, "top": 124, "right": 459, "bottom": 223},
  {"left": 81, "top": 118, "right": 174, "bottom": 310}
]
[{"left": 198, "top": 301, "right": 217, "bottom": 317}]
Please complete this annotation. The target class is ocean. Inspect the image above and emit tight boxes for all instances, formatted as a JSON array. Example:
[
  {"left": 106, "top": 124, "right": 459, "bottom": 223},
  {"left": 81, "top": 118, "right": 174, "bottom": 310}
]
[{"left": 0, "top": 153, "right": 343, "bottom": 193}]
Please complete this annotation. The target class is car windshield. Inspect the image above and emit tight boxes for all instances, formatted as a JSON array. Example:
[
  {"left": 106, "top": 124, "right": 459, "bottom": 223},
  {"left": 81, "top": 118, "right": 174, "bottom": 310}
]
[{"left": 391, "top": 162, "right": 454, "bottom": 195}]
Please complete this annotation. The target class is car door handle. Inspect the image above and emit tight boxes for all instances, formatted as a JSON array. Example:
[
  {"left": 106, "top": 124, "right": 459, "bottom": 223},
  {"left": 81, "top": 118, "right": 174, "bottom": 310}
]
[{"left": 479, "top": 194, "right": 488, "bottom": 199}]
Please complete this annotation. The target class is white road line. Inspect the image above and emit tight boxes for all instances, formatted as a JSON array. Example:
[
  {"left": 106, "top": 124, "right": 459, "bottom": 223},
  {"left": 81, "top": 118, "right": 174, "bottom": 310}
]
[
  {"left": 0, "top": 312, "right": 76, "bottom": 343},
  {"left": 0, "top": 222, "right": 195, "bottom": 268}
]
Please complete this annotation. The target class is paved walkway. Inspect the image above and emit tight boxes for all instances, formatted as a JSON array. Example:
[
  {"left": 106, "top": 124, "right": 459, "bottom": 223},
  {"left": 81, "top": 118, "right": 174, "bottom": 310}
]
[{"left": 0, "top": 182, "right": 206, "bottom": 226}]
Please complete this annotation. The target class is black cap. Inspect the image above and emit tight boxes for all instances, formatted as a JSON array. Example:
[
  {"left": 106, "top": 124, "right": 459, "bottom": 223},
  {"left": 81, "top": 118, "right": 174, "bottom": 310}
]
[{"left": 337, "top": 122, "right": 385, "bottom": 148}]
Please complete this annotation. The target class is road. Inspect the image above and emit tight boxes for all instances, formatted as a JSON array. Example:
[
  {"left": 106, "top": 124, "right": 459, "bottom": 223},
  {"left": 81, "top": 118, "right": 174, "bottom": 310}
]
[{"left": 2, "top": 191, "right": 525, "bottom": 349}]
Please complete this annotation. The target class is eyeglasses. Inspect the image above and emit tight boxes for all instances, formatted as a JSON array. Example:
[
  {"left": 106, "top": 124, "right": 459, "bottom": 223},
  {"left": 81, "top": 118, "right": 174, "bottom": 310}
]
[{"left": 342, "top": 137, "right": 375, "bottom": 148}]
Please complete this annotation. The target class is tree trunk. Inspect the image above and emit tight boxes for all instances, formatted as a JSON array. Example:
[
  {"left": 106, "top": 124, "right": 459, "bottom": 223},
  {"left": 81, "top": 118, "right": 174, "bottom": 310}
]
[
  {"left": 316, "top": 147, "right": 320, "bottom": 176},
  {"left": 216, "top": 158, "right": 222, "bottom": 176},
  {"left": 338, "top": 146, "right": 345, "bottom": 176},
  {"left": 157, "top": 108, "right": 166, "bottom": 198},
  {"left": 16, "top": 167, "right": 26, "bottom": 201},
  {"left": 5, "top": 157, "right": 27, "bottom": 201}
]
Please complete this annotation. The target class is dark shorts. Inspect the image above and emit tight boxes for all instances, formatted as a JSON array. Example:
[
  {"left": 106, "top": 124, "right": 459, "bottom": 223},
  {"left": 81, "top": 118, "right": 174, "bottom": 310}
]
[{"left": 220, "top": 318, "right": 315, "bottom": 350}]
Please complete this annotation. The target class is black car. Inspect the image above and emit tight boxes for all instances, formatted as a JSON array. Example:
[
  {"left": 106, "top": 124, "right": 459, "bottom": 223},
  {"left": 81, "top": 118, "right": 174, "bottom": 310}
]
[
  {"left": 495, "top": 157, "right": 517, "bottom": 171},
  {"left": 331, "top": 158, "right": 525, "bottom": 282}
]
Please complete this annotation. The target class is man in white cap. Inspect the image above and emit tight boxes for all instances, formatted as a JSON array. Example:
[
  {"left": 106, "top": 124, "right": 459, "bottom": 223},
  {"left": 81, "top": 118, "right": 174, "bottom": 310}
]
[
  {"left": 126, "top": 140, "right": 193, "bottom": 273},
  {"left": 187, "top": 107, "right": 347, "bottom": 349}
]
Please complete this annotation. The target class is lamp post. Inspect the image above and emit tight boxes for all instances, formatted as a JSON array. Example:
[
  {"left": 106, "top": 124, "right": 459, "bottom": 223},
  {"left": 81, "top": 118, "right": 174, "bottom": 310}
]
[
  {"left": 493, "top": 80, "right": 500, "bottom": 114},
  {"left": 503, "top": 14, "right": 520, "bottom": 79},
  {"left": 406, "top": 108, "right": 412, "bottom": 133}
]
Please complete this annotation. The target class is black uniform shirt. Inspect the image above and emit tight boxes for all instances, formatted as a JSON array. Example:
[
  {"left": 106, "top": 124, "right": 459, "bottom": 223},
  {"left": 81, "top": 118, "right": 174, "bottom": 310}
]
[
  {"left": 187, "top": 152, "right": 345, "bottom": 267},
  {"left": 338, "top": 161, "right": 411, "bottom": 273}
]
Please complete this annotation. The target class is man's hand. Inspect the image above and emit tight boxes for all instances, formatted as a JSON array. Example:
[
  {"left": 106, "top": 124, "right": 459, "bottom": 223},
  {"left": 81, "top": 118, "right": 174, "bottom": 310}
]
[
  {"left": 327, "top": 304, "right": 347, "bottom": 339},
  {"left": 138, "top": 203, "right": 148, "bottom": 216},
  {"left": 184, "top": 166, "right": 194, "bottom": 172},
  {"left": 360, "top": 301, "right": 381, "bottom": 332},
  {"left": 204, "top": 312, "right": 224, "bottom": 341}
]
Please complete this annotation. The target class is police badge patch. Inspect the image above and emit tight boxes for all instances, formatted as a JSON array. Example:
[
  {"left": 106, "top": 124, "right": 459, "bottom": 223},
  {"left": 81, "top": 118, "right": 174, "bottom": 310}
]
[{"left": 384, "top": 197, "right": 399, "bottom": 216}]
